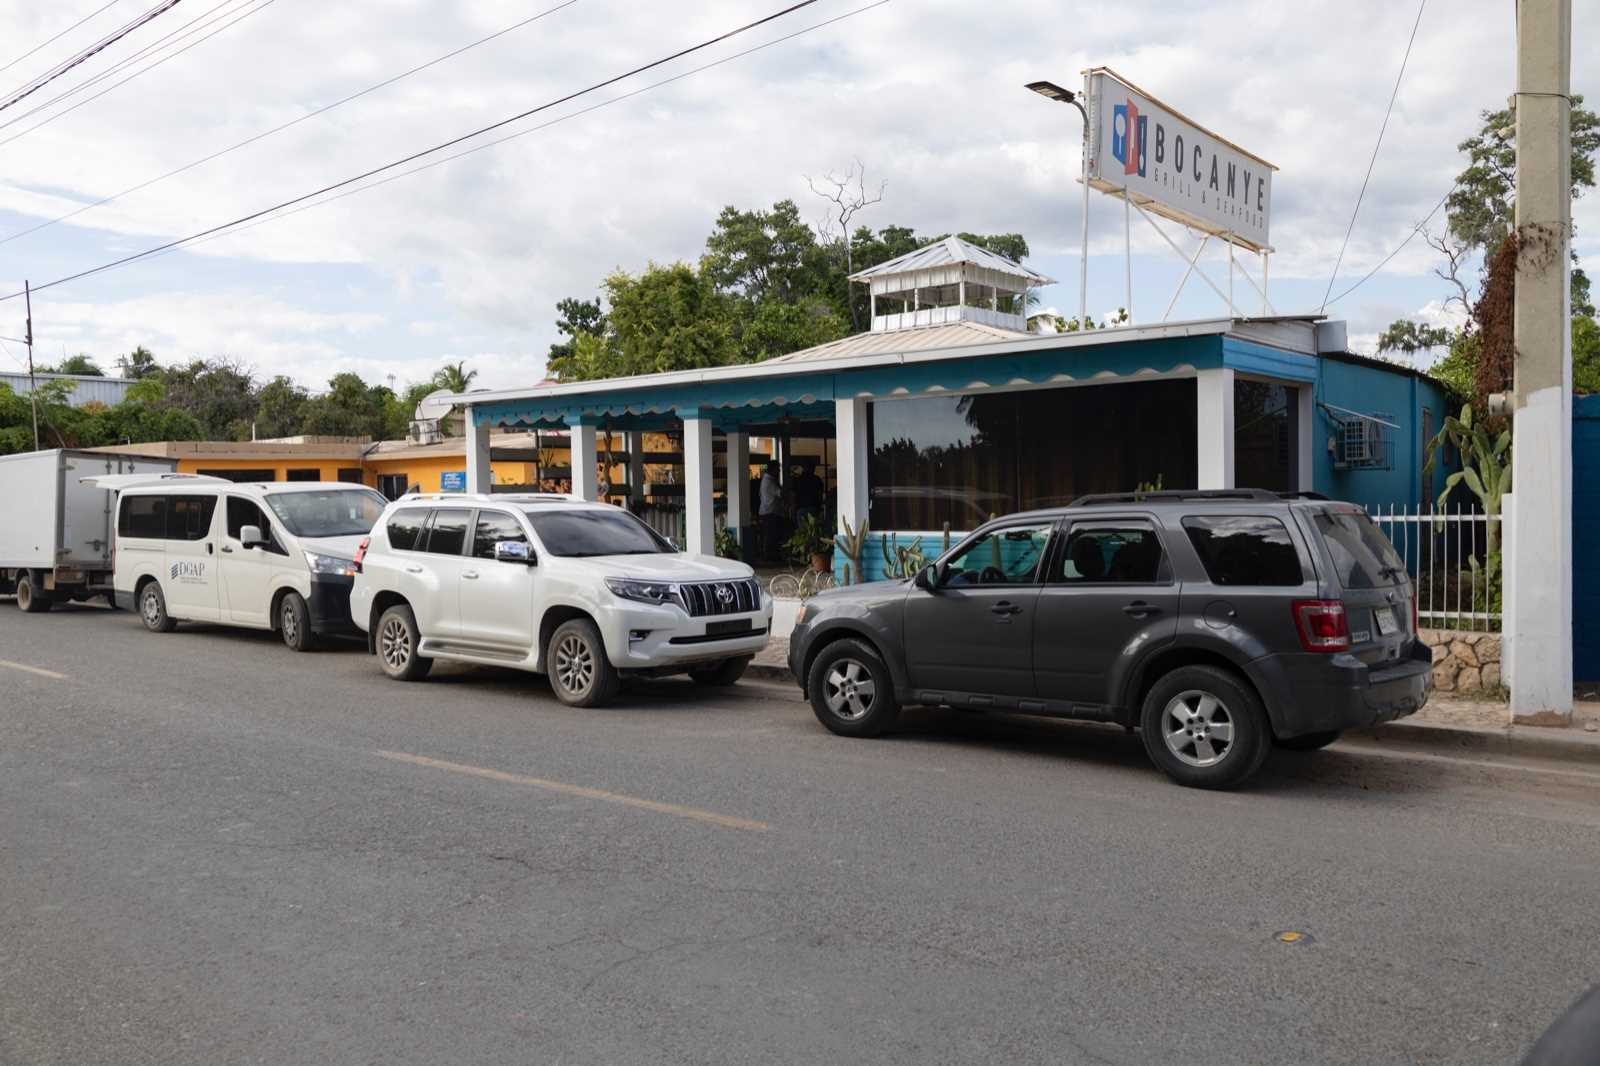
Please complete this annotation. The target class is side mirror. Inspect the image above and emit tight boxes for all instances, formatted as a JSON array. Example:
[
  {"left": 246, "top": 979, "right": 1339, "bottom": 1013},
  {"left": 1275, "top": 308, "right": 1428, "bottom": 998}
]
[
  {"left": 494, "top": 540, "right": 535, "bottom": 565},
  {"left": 913, "top": 563, "right": 941, "bottom": 590},
  {"left": 240, "top": 524, "right": 266, "bottom": 549}
]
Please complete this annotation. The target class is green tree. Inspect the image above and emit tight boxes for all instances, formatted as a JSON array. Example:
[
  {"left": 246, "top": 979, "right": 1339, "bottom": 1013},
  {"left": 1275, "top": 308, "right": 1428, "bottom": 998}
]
[
  {"left": 431, "top": 361, "right": 477, "bottom": 394},
  {"left": 253, "top": 376, "right": 310, "bottom": 439},
  {"left": 301, "top": 373, "right": 393, "bottom": 439},
  {"left": 737, "top": 297, "right": 847, "bottom": 361},
  {"left": 550, "top": 262, "right": 739, "bottom": 383},
  {"left": 548, "top": 297, "right": 606, "bottom": 363},
  {"left": 121, "top": 346, "right": 158, "bottom": 379},
  {"left": 155, "top": 358, "right": 257, "bottom": 439},
  {"left": 703, "top": 199, "right": 832, "bottom": 305},
  {"left": 1573, "top": 316, "right": 1600, "bottom": 395},
  {"left": 43, "top": 353, "right": 104, "bottom": 376}
]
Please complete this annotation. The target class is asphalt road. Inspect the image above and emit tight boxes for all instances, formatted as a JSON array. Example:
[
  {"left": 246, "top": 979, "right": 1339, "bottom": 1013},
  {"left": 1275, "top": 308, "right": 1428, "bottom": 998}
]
[{"left": 2, "top": 602, "right": 1598, "bottom": 1066}]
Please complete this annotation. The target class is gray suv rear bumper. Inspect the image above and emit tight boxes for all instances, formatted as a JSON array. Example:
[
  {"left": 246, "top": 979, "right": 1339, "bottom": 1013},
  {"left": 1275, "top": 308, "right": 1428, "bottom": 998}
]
[{"left": 1248, "top": 640, "right": 1433, "bottom": 738}]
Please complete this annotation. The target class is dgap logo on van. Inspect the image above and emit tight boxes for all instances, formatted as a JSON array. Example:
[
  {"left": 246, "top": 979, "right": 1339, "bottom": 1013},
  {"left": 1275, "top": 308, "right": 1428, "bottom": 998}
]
[{"left": 170, "top": 561, "right": 208, "bottom": 584}]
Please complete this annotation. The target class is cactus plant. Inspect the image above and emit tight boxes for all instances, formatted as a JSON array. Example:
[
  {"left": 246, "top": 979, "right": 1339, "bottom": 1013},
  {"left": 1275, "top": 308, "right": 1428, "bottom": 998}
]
[
  {"left": 879, "top": 532, "right": 927, "bottom": 580},
  {"left": 835, "top": 516, "right": 869, "bottom": 586}
]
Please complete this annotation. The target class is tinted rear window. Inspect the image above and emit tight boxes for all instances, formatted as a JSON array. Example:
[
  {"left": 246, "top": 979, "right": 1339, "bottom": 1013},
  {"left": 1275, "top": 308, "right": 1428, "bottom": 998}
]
[
  {"left": 1314, "top": 511, "right": 1406, "bottom": 589},
  {"left": 425, "top": 509, "right": 471, "bottom": 556},
  {"left": 119, "top": 495, "right": 167, "bottom": 539},
  {"left": 386, "top": 510, "right": 428, "bottom": 551},
  {"left": 1182, "top": 515, "right": 1303, "bottom": 586}
]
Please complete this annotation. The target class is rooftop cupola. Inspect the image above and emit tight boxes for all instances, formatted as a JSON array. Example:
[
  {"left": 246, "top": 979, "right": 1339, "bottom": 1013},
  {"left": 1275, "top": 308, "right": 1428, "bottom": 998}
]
[{"left": 848, "top": 235, "right": 1056, "bottom": 333}]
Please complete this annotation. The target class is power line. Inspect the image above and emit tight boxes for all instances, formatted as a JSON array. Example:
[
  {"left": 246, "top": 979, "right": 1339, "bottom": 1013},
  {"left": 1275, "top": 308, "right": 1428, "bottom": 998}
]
[
  {"left": 0, "top": 0, "right": 275, "bottom": 146},
  {"left": 0, "top": 0, "right": 184, "bottom": 115},
  {"left": 0, "top": 0, "right": 580, "bottom": 245},
  {"left": 0, "top": 0, "right": 834, "bottom": 302},
  {"left": 182, "top": 0, "right": 894, "bottom": 258},
  {"left": 1324, "top": 189, "right": 1450, "bottom": 307},
  {"left": 0, "top": 0, "right": 255, "bottom": 133},
  {"left": 0, "top": 0, "right": 127, "bottom": 77},
  {"left": 1319, "top": 0, "right": 1427, "bottom": 312}
]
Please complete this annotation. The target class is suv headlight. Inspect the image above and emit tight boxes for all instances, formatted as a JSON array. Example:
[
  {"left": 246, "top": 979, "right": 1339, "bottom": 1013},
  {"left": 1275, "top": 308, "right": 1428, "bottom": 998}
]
[
  {"left": 304, "top": 551, "right": 358, "bottom": 577},
  {"left": 605, "top": 577, "right": 678, "bottom": 606}
]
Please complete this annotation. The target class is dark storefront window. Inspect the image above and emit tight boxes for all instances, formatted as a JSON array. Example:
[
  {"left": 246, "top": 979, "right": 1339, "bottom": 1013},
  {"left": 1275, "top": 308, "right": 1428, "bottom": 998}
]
[
  {"left": 1234, "top": 379, "right": 1297, "bottom": 492},
  {"left": 868, "top": 379, "right": 1198, "bottom": 530}
]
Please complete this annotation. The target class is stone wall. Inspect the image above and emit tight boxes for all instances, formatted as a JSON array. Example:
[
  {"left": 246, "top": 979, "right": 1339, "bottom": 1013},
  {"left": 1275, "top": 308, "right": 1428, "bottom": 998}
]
[{"left": 1421, "top": 629, "right": 1502, "bottom": 695}]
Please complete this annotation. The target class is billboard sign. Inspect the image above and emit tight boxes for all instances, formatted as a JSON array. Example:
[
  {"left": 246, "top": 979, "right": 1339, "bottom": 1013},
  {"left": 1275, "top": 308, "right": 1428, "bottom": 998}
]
[{"left": 1085, "top": 68, "right": 1276, "bottom": 252}]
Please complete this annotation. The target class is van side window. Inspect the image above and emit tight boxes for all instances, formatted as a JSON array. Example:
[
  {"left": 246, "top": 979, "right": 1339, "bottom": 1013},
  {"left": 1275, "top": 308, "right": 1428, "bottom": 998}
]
[
  {"left": 386, "top": 510, "right": 428, "bottom": 552},
  {"left": 167, "top": 496, "right": 219, "bottom": 541},
  {"left": 1182, "top": 515, "right": 1303, "bottom": 586},
  {"left": 226, "top": 497, "right": 268, "bottom": 540},
  {"left": 118, "top": 495, "right": 167, "bottom": 539},
  {"left": 425, "top": 509, "right": 471, "bottom": 556}
]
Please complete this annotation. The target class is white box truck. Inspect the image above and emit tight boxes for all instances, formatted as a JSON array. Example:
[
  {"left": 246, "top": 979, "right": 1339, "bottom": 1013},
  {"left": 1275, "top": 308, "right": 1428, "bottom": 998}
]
[{"left": 0, "top": 449, "right": 179, "bottom": 613}]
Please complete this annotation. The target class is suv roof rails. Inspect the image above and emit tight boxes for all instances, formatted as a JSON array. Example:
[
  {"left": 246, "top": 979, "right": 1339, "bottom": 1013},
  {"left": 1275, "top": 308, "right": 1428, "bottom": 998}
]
[
  {"left": 1277, "top": 491, "right": 1330, "bottom": 500},
  {"left": 395, "top": 491, "right": 587, "bottom": 504},
  {"left": 1070, "top": 488, "right": 1284, "bottom": 507}
]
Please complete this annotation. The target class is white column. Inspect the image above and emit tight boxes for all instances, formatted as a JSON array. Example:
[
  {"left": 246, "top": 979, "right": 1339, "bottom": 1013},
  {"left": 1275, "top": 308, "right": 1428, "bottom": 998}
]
[
  {"left": 1296, "top": 384, "right": 1315, "bottom": 492},
  {"left": 682, "top": 411, "right": 714, "bottom": 557},
  {"left": 626, "top": 430, "right": 645, "bottom": 507},
  {"left": 725, "top": 431, "right": 749, "bottom": 542},
  {"left": 570, "top": 421, "right": 599, "bottom": 501},
  {"left": 1506, "top": 0, "right": 1573, "bottom": 723},
  {"left": 835, "top": 395, "right": 869, "bottom": 538},
  {"left": 465, "top": 412, "right": 492, "bottom": 494},
  {"left": 1195, "top": 368, "right": 1235, "bottom": 490}
]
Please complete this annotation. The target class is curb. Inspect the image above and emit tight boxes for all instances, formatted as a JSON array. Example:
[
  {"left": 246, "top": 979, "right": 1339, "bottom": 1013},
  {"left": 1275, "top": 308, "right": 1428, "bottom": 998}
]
[
  {"left": 1348, "top": 718, "right": 1600, "bottom": 766},
  {"left": 748, "top": 662, "right": 795, "bottom": 686}
]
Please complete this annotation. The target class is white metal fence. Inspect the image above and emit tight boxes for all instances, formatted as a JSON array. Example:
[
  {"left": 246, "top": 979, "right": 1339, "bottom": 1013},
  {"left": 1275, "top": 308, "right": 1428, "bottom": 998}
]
[{"left": 1367, "top": 504, "right": 1502, "bottom": 632}]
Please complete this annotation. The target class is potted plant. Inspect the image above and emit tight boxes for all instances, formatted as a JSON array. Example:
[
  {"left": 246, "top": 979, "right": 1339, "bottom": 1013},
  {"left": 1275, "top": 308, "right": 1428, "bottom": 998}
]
[{"left": 784, "top": 513, "right": 831, "bottom": 572}]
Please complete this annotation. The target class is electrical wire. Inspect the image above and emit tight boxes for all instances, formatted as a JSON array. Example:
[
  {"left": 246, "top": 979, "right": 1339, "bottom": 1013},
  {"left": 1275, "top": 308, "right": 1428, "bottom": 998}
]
[
  {"left": 0, "top": 0, "right": 256, "bottom": 133},
  {"left": 1319, "top": 0, "right": 1427, "bottom": 312},
  {"left": 0, "top": 0, "right": 184, "bottom": 115},
  {"left": 0, "top": 0, "right": 580, "bottom": 245},
  {"left": 0, "top": 0, "right": 837, "bottom": 302},
  {"left": 0, "top": 0, "right": 127, "bottom": 77},
  {"left": 182, "top": 0, "right": 893, "bottom": 258},
  {"left": 1323, "top": 189, "right": 1450, "bottom": 307},
  {"left": 0, "top": 0, "right": 277, "bottom": 147}
]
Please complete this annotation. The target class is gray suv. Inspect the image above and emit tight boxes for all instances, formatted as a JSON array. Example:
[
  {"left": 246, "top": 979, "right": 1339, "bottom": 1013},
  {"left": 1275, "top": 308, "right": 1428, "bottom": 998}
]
[{"left": 787, "top": 490, "right": 1432, "bottom": 789}]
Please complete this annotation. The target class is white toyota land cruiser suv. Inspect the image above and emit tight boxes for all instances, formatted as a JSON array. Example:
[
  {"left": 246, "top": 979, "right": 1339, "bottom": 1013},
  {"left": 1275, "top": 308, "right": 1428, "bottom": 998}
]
[{"left": 350, "top": 493, "right": 772, "bottom": 706}]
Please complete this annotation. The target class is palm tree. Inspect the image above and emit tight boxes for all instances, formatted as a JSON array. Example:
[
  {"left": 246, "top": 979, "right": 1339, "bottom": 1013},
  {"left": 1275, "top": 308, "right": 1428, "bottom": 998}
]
[{"left": 432, "top": 361, "right": 477, "bottom": 394}]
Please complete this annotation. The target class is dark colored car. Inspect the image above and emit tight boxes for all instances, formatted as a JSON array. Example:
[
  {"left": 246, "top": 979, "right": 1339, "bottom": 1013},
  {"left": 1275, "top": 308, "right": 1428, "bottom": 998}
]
[{"left": 787, "top": 490, "right": 1432, "bottom": 789}]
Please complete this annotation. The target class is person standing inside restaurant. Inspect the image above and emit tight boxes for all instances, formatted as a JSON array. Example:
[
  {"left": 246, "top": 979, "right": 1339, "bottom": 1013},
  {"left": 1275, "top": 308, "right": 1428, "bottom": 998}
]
[
  {"left": 759, "top": 461, "right": 783, "bottom": 562},
  {"left": 792, "top": 458, "right": 824, "bottom": 528}
]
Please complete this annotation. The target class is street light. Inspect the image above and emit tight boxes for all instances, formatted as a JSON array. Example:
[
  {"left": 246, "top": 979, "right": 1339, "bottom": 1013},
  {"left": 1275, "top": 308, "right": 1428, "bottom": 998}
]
[{"left": 1027, "top": 79, "right": 1091, "bottom": 326}]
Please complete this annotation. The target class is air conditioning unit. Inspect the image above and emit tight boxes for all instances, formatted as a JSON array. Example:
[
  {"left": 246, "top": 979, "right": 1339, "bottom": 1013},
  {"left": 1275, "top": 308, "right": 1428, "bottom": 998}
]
[
  {"left": 408, "top": 419, "right": 443, "bottom": 445},
  {"left": 1335, "top": 415, "right": 1388, "bottom": 470}
]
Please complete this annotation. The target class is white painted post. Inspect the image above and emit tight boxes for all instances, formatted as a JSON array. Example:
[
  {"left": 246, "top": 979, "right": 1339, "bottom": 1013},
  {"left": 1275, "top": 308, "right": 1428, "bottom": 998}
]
[
  {"left": 1296, "top": 385, "right": 1315, "bottom": 492},
  {"left": 682, "top": 412, "right": 714, "bottom": 557},
  {"left": 465, "top": 412, "right": 492, "bottom": 494},
  {"left": 1261, "top": 251, "right": 1270, "bottom": 316},
  {"left": 570, "top": 421, "right": 599, "bottom": 502},
  {"left": 725, "top": 430, "right": 749, "bottom": 546},
  {"left": 1079, "top": 69, "right": 1091, "bottom": 326},
  {"left": 1195, "top": 368, "right": 1235, "bottom": 489},
  {"left": 1506, "top": 0, "right": 1574, "bottom": 723},
  {"left": 835, "top": 395, "right": 870, "bottom": 544},
  {"left": 1123, "top": 186, "right": 1133, "bottom": 323},
  {"left": 625, "top": 430, "right": 645, "bottom": 507}
]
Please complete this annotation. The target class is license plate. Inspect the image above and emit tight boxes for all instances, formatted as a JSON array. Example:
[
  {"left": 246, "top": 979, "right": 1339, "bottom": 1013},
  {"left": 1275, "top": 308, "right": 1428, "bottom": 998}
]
[
  {"left": 1373, "top": 607, "right": 1399, "bottom": 636},
  {"left": 706, "top": 619, "right": 753, "bottom": 638}
]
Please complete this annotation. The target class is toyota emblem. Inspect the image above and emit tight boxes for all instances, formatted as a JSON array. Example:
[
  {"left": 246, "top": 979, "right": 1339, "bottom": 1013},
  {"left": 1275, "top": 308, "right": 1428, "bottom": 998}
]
[{"left": 715, "top": 584, "right": 735, "bottom": 605}]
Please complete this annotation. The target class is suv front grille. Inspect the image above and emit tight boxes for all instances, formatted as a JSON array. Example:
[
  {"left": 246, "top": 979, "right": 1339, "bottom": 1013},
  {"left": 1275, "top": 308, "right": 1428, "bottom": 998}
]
[{"left": 677, "top": 578, "right": 760, "bottom": 617}]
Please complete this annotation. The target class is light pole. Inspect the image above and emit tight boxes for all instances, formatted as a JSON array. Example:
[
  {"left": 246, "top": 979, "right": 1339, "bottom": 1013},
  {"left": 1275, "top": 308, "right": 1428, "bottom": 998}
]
[{"left": 1026, "top": 79, "right": 1091, "bottom": 326}]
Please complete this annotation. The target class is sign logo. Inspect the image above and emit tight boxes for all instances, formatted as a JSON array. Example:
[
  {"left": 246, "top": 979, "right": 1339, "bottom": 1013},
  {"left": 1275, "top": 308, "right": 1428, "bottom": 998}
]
[
  {"left": 169, "top": 560, "right": 207, "bottom": 584},
  {"left": 715, "top": 584, "right": 735, "bottom": 606},
  {"left": 1111, "top": 99, "right": 1146, "bottom": 177}
]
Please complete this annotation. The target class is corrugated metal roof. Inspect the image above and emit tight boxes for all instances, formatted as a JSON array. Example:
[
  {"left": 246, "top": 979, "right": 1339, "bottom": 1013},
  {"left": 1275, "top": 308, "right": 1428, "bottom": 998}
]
[
  {"left": 0, "top": 370, "right": 136, "bottom": 407},
  {"left": 763, "top": 320, "right": 1033, "bottom": 365},
  {"left": 847, "top": 236, "right": 1055, "bottom": 284}
]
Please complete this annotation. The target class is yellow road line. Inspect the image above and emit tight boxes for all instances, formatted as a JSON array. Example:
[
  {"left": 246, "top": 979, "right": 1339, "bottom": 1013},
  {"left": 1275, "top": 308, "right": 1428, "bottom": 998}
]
[
  {"left": 0, "top": 659, "right": 67, "bottom": 680},
  {"left": 374, "top": 750, "right": 770, "bottom": 832}
]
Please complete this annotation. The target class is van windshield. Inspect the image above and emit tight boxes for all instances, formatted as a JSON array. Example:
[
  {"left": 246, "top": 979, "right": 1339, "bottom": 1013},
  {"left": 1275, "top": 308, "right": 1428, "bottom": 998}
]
[
  {"left": 1313, "top": 511, "right": 1407, "bottom": 589},
  {"left": 265, "top": 489, "right": 386, "bottom": 538}
]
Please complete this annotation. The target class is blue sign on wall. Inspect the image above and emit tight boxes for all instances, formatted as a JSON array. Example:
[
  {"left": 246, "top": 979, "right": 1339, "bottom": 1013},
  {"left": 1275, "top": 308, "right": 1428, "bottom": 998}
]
[{"left": 440, "top": 471, "right": 467, "bottom": 492}]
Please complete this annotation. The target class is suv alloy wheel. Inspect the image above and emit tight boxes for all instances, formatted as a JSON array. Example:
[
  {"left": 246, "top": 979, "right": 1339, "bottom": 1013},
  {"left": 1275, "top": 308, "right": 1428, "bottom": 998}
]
[
  {"left": 807, "top": 638, "right": 900, "bottom": 737},
  {"left": 1139, "top": 665, "right": 1271, "bottom": 789},
  {"left": 377, "top": 604, "right": 432, "bottom": 681},
  {"left": 547, "top": 618, "right": 620, "bottom": 708}
]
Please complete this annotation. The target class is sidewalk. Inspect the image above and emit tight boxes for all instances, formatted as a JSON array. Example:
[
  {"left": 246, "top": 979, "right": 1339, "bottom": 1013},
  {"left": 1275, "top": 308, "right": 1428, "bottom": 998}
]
[{"left": 748, "top": 635, "right": 1600, "bottom": 764}]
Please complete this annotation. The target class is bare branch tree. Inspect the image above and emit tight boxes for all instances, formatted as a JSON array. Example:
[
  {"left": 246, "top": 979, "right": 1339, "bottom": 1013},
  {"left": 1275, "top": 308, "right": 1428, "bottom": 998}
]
[
  {"left": 1425, "top": 228, "right": 1474, "bottom": 315},
  {"left": 805, "top": 158, "right": 886, "bottom": 279}
]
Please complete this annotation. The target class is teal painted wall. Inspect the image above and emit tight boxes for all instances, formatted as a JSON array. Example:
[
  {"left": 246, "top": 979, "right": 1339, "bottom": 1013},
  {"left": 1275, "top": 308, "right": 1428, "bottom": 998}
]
[
  {"left": 1313, "top": 358, "right": 1456, "bottom": 511},
  {"left": 1576, "top": 395, "right": 1600, "bottom": 681}
]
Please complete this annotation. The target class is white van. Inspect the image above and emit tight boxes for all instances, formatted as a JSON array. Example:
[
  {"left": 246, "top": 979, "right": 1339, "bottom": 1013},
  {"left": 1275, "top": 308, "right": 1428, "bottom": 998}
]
[{"left": 105, "top": 476, "right": 387, "bottom": 650}]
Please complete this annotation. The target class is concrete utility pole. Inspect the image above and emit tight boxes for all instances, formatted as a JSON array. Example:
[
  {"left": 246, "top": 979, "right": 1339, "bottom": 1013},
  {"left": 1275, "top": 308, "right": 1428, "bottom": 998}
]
[
  {"left": 24, "top": 280, "right": 39, "bottom": 452},
  {"left": 1504, "top": 0, "right": 1573, "bottom": 723}
]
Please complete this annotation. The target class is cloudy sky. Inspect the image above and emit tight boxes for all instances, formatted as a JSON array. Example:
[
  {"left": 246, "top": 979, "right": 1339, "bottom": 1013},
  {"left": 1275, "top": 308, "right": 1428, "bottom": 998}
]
[{"left": 0, "top": 0, "right": 1595, "bottom": 394}]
